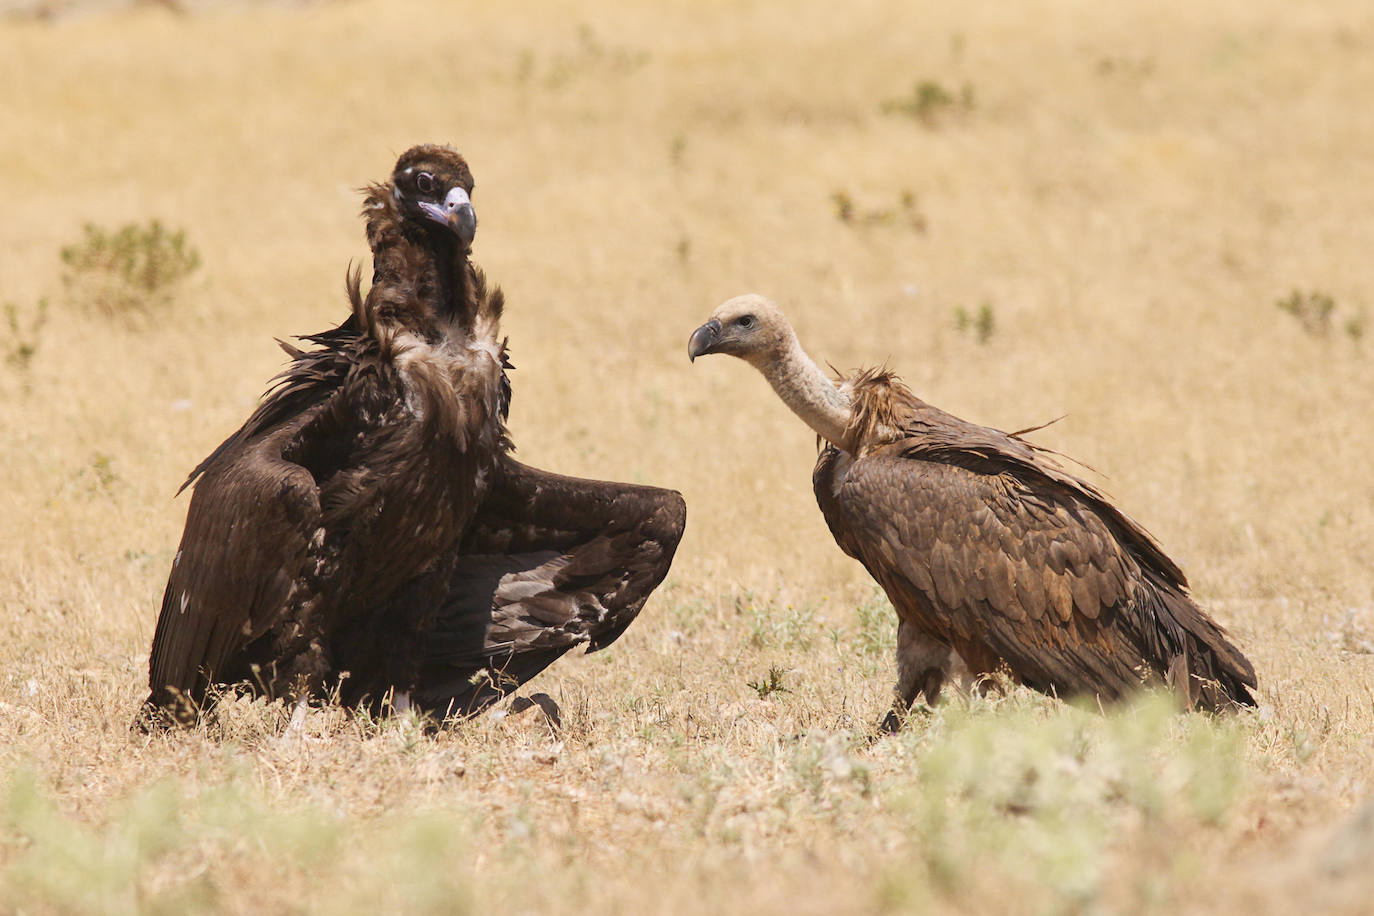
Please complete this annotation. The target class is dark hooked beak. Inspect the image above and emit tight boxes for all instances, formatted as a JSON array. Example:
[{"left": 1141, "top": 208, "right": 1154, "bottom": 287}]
[
  {"left": 419, "top": 187, "right": 477, "bottom": 247},
  {"left": 688, "top": 319, "right": 722, "bottom": 362}
]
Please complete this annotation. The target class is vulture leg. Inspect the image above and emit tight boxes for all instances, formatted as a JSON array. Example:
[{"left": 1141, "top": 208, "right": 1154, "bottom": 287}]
[
  {"left": 412, "top": 458, "right": 686, "bottom": 720},
  {"left": 881, "top": 620, "right": 955, "bottom": 733}
]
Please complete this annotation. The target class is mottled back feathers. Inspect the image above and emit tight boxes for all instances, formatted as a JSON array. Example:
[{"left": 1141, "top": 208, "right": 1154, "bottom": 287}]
[{"left": 817, "top": 368, "right": 1255, "bottom": 710}]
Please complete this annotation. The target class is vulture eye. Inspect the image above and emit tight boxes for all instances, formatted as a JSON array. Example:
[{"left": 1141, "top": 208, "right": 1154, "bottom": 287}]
[
  {"left": 416, "top": 172, "right": 436, "bottom": 194},
  {"left": 737, "top": 315, "right": 756, "bottom": 329}
]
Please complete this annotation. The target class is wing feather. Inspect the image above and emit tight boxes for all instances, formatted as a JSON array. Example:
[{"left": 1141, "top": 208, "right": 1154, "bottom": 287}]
[
  {"left": 147, "top": 418, "right": 322, "bottom": 714},
  {"left": 815, "top": 368, "right": 1256, "bottom": 709},
  {"left": 1012, "top": 559, "right": 1043, "bottom": 621},
  {"left": 816, "top": 448, "right": 1149, "bottom": 699},
  {"left": 1044, "top": 566, "right": 1074, "bottom": 623},
  {"left": 412, "top": 458, "right": 686, "bottom": 718}
]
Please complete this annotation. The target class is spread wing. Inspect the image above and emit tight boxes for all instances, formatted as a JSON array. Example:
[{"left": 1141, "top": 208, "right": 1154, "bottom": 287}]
[
  {"left": 413, "top": 457, "right": 687, "bottom": 718},
  {"left": 149, "top": 320, "right": 363, "bottom": 717},
  {"left": 815, "top": 442, "right": 1255, "bottom": 707},
  {"left": 146, "top": 415, "right": 323, "bottom": 721},
  {"left": 145, "top": 321, "right": 381, "bottom": 721},
  {"left": 178, "top": 316, "right": 361, "bottom": 496}
]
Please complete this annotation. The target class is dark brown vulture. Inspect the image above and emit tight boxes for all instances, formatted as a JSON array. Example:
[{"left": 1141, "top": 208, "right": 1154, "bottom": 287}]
[
  {"left": 142, "top": 145, "right": 685, "bottom": 726},
  {"left": 689, "top": 294, "right": 1255, "bottom": 728}
]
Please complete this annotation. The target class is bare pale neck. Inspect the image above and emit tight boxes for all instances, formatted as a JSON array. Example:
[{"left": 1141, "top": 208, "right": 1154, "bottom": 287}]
[{"left": 758, "top": 336, "right": 853, "bottom": 449}]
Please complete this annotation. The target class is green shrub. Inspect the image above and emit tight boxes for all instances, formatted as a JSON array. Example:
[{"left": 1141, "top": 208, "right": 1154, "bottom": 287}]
[
  {"left": 3, "top": 298, "right": 48, "bottom": 372},
  {"left": 739, "top": 592, "right": 817, "bottom": 651},
  {"left": 852, "top": 589, "right": 896, "bottom": 661},
  {"left": 747, "top": 666, "right": 790, "bottom": 699},
  {"left": 0, "top": 769, "right": 475, "bottom": 915},
  {"left": 830, "top": 188, "right": 925, "bottom": 231},
  {"left": 955, "top": 302, "right": 996, "bottom": 343},
  {"left": 1275, "top": 289, "right": 1335, "bottom": 336},
  {"left": 884, "top": 695, "right": 1246, "bottom": 910},
  {"left": 882, "top": 79, "right": 975, "bottom": 125},
  {"left": 61, "top": 220, "right": 200, "bottom": 316}
]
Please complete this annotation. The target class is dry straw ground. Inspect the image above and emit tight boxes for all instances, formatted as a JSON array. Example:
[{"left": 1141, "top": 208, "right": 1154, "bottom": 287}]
[{"left": 2, "top": 0, "right": 1373, "bottom": 912}]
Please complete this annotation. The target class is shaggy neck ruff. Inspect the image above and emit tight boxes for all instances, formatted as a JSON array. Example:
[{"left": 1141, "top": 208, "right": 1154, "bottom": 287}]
[{"left": 364, "top": 188, "right": 474, "bottom": 335}]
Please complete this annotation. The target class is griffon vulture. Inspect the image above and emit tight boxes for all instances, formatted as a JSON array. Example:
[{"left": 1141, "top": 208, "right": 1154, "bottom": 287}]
[
  {"left": 143, "top": 145, "right": 685, "bottom": 726},
  {"left": 689, "top": 294, "right": 1255, "bottom": 728}
]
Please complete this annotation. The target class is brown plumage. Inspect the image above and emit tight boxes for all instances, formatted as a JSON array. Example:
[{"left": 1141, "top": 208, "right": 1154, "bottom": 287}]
[
  {"left": 689, "top": 294, "right": 1255, "bottom": 728},
  {"left": 143, "top": 146, "right": 685, "bottom": 726}
]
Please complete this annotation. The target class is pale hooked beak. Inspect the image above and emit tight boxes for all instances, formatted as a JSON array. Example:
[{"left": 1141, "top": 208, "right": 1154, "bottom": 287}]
[{"left": 419, "top": 187, "right": 477, "bottom": 246}]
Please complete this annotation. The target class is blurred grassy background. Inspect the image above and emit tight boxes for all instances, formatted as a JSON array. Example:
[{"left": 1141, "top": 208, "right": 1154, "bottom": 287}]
[{"left": 1, "top": 0, "right": 1372, "bottom": 912}]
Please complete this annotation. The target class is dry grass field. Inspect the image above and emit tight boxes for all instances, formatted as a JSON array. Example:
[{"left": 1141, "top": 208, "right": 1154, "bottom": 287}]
[{"left": 2, "top": 0, "right": 1373, "bottom": 912}]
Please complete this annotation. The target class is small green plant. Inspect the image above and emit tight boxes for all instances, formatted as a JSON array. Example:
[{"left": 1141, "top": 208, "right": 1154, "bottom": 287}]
[
  {"left": 1343, "top": 310, "right": 1365, "bottom": 341},
  {"left": 791, "top": 732, "right": 870, "bottom": 800},
  {"left": 1275, "top": 290, "right": 1367, "bottom": 342},
  {"left": 894, "top": 695, "right": 1245, "bottom": 906},
  {"left": 1275, "top": 289, "right": 1335, "bottom": 336},
  {"left": 882, "top": 79, "right": 975, "bottom": 125},
  {"left": 61, "top": 219, "right": 200, "bottom": 315},
  {"left": 852, "top": 590, "right": 896, "bottom": 660},
  {"left": 59, "top": 452, "right": 121, "bottom": 500},
  {"left": 747, "top": 666, "right": 789, "bottom": 699},
  {"left": 669, "top": 132, "right": 687, "bottom": 166},
  {"left": 830, "top": 189, "right": 925, "bottom": 231},
  {"left": 0, "top": 769, "right": 474, "bottom": 914},
  {"left": 4, "top": 298, "right": 48, "bottom": 372},
  {"left": 90, "top": 452, "right": 117, "bottom": 489},
  {"left": 831, "top": 191, "right": 856, "bottom": 223},
  {"left": 514, "top": 48, "right": 535, "bottom": 84},
  {"left": 1096, "top": 56, "right": 1156, "bottom": 78},
  {"left": 739, "top": 592, "right": 815, "bottom": 651},
  {"left": 544, "top": 24, "right": 649, "bottom": 88},
  {"left": 954, "top": 302, "right": 996, "bottom": 343}
]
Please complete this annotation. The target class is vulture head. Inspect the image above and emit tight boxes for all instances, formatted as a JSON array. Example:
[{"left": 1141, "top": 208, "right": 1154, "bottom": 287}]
[
  {"left": 689, "top": 293, "right": 860, "bottom": 452},
  {"left": 687, "top": 293, "right": 795, "bottom": 369},
  {"left": 391, "top": 145, "right": 478, "bottom": 250}
]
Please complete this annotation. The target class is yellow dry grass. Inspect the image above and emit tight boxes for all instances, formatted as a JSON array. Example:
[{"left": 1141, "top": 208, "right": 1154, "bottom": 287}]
[{"left": 2, "top": 0, "right": 1372, "bottom": 912}]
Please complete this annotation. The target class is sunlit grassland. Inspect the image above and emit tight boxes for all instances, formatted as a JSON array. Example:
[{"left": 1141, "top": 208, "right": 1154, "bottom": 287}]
[{"left": 1, "top": 0, "right": 1372, "bottom": 912}]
